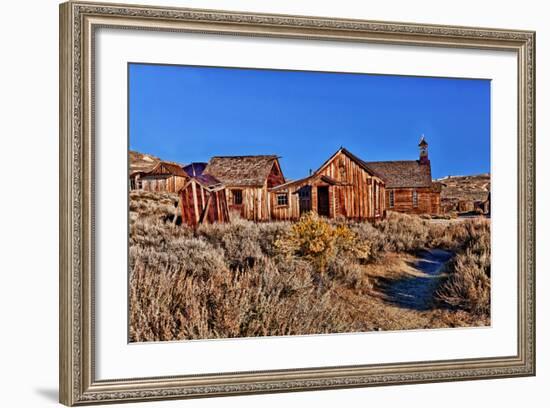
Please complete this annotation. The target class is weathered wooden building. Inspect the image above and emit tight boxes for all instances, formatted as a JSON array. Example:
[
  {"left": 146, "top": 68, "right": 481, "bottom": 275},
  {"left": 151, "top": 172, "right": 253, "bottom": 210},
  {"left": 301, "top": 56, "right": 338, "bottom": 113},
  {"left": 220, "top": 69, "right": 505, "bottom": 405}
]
[
  {"left": 179, "top": 174, "right": 230, "bottom": 227},
  {"left": 130, "top": 161, "right": 189, "bottom": 193},
  {"left": 204, "top": 155, "right": 286, "bottom": 221},
  {"left": 365, "top": 137, "right": 441, "bottom": 215},
  {"left": 269, "top": 148, "right": 386, "bottom": 221},
  {"left": 128, "top": 158, "right": 230, "bottom": 227},
  {"left": 131, "top": 135, "right": 441, "bottom": 223}
]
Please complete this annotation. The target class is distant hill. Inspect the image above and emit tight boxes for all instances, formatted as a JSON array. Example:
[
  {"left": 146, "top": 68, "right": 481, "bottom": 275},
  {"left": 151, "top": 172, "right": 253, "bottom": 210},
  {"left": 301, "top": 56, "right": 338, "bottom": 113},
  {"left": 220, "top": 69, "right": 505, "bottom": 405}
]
[
  {"left": 129, "top": 151, "right": 160, "bottom": 174},
  {"left": 129, "top": 151, "right": 189, "bottom": 175},
  {"left": 436, "top": 173, "right": 490, "bottom": 212}
]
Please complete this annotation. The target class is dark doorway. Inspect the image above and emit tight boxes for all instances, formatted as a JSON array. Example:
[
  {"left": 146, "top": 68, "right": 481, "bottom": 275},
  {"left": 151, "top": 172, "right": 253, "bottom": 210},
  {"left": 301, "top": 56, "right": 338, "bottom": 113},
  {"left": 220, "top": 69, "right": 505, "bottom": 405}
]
[
  {"left": 298, "top": 185, "right": 312, "bottom": 215},
  {"left": 317, "top": 186, "right": 330, "bottom": 217}
]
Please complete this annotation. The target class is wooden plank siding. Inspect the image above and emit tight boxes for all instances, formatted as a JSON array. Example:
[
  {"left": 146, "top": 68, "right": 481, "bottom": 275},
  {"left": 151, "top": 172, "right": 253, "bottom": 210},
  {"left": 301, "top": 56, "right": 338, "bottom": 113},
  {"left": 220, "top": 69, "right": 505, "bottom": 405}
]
[
  {"left": 179, "top": 179, "right": 230, "bottom": 227},
  {"left": 385, "top": 187, "right": 440, "bottom": 215},
  {"left": 139, "top": 175, "right": 188, "bottom": 193},
  {"left": 205, "top": 157, "right": 285, "bottom": 222},
  {"left": 134, "top": 161, "right": 190, "bottom": 193},
  {"left": 270, "top": 149, "right": 386, "bottom": 221},
  {"left": 227, "top": 186, "right": 271, "bottom": 222},
  {"left": 131, "top": 144, "right": 443, "bottom": 223},
  {"left": 365, "top": 139, "right": 442, "bottom": 216}
]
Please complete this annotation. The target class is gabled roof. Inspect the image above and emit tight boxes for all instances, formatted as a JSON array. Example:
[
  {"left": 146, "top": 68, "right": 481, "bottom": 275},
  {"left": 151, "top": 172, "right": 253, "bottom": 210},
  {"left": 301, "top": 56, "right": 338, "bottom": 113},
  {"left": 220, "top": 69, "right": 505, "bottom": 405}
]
[
  {"left": 269, "top": 148, "right": 379, "bottom": 192},
  {"left": 336, "top": 148, "right": 383, "bottom": 179},
  {"left": 144, "top": 161, "right": 188, "bottom": 178},
  {"left": 205, "top": 155, "right": 281, "bottom": 187},
  {"left": 270, "top": 174, "right": 351, "bottom": 192},
  {"left": 364, "top": 160, "right": 432, "bottom": 188},
  {"left": 311, "top": 147, "right": 383, "bottom": 180}
]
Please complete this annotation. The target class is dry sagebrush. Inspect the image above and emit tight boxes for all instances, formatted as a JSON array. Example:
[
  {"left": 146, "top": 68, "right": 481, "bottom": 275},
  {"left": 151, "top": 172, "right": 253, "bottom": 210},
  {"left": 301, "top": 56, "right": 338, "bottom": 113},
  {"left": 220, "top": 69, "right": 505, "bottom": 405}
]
[
  {"left": 129, "top": 190, "right": 179, "bottom": 224},
  {"left": 129, "top": 194, "right": 491, "bottom": 340},
  {"left": 435, "top": 219, "right": 491, "bottom": 315},
  {"left": 129, "top": 215, "right": 361, "bottom": 341}
]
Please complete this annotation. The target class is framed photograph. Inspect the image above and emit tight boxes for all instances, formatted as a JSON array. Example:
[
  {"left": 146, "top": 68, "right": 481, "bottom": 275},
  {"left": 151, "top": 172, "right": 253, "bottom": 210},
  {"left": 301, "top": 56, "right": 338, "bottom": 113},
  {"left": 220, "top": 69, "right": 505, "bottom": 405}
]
[{"left": 59, "top": 1, "right": 535, "bottom": 405}]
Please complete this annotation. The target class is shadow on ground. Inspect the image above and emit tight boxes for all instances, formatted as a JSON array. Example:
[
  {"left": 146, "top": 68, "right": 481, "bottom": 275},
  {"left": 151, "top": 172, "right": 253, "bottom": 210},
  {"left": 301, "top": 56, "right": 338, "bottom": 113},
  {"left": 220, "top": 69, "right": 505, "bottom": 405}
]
[{"left": 383, "top": 249, "right": 454, "bottom": 311}]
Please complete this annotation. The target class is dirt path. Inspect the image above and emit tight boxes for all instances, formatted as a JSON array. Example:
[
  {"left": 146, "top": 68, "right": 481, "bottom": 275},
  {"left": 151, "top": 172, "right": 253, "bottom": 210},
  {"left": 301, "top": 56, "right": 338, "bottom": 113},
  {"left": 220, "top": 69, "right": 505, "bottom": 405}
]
[
  {"left": 334, "top": 250, "right": 486, "bottom": 331},
  {"left": 383, "top": 249, "right": 454, "bottom": 311}
]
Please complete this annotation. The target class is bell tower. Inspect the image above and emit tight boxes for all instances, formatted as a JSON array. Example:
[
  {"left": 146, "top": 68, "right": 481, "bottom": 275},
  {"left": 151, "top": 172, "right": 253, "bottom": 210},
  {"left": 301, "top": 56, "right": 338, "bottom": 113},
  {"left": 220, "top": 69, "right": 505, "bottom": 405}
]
[{"left": 418, "top": 135, "right": 429, "bottom": 165}]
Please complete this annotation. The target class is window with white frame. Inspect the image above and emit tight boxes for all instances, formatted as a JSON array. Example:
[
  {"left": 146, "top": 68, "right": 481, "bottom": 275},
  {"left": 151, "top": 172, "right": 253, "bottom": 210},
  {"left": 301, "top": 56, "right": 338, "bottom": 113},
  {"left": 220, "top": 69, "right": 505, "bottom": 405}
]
[
  {"left": 277, "top": 193, "right": 289, "bottom": 206},
  {"left": 412, "top": 190, "right": 418, "bottom": 207},
  {"left": 389, "top": 190, "right": 395, "bottom": 208}
]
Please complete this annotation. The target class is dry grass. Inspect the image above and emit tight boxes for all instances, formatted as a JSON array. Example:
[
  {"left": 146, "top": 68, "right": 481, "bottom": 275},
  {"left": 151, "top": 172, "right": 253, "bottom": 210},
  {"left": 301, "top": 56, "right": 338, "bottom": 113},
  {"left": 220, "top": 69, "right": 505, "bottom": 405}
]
[
  {"left": 129, "top": 190, "right": 179, "bottom": 223},
  {"left": 435, "top": 219, "right": 491, "bottom": 315},
  {"left": 129, "top": 195, "right": 491, "bottom": 341},
  {"left": 129, "top": 217, "right": 359, "bottom": 341}
]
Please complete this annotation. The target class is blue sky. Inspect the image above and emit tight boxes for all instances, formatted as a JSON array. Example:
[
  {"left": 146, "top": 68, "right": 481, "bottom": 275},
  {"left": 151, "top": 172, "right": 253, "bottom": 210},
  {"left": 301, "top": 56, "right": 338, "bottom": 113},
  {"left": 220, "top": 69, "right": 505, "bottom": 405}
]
[{"left": 129, "top": 63, "right": 490, "bottom": 180}]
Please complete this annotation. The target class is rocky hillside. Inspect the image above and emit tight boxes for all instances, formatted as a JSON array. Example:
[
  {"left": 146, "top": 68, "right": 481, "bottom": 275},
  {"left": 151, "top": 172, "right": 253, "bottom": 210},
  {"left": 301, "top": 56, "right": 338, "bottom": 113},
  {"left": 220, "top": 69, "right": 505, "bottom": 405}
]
[
  {"left": 436, "top": 173, "right": 490, "bottom": 212},
  {"left": 129, "top": 150, "right": 188, "bottom": 175},
  {"left": 129, "top": 150, "right": 160, "bottom": 174}
]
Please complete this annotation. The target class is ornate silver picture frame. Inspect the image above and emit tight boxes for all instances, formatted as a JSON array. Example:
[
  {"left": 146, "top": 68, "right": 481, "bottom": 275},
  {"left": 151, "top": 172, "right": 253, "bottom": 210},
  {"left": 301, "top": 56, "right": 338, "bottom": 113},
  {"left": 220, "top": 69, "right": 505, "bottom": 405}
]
[{"left": 59, "top": 1, "right": 535, "bottom": 405}]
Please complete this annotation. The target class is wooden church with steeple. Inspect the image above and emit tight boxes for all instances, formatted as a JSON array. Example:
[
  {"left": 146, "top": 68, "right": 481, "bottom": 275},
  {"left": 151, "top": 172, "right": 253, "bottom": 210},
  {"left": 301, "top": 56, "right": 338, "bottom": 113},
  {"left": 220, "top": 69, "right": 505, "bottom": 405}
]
[{"left": 365, "top": 136, "right": 442, "bottom": 215}]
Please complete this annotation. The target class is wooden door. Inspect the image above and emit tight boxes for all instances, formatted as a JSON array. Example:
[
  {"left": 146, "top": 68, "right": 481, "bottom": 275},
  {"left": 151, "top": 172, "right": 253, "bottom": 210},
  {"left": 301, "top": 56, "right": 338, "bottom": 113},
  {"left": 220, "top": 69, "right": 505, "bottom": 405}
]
[
  {"left": 317, "top": 186, "right": 330, "bottom": 217},
  {"left": 298, "top": 185, "right": 312, "bottom": 215}
]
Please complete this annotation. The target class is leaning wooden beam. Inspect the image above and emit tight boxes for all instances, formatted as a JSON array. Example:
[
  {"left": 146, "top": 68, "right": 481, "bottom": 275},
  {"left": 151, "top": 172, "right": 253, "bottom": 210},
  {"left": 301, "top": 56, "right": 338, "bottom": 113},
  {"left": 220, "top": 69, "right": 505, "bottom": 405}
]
[
  {"left": 179, "top": 178, "right": 193, "bottom": 193},
  {"left": 198, "top": 195, "right": 212, "bottom": 224},
  {"left": 191, "top": 181, "right": 200, "bottom": 225}
]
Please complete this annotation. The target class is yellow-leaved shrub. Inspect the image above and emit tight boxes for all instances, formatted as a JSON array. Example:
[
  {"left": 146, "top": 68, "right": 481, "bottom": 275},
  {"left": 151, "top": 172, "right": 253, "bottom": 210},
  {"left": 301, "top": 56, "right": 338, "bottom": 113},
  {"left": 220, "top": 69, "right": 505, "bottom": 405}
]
[{"left": 275, "top": 212, "right": 371, "bottom": 274}]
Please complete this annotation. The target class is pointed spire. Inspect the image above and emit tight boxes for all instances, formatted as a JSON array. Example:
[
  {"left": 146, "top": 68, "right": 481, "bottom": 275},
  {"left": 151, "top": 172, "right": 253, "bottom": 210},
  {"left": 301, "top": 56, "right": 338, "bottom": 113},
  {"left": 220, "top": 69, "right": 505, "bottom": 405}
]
[
  {"left": 418, "top": 134, "right": 428, "bottom": 147},
  {"left": 419, "top": 134, "right": 429, "bottom": 164}
]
